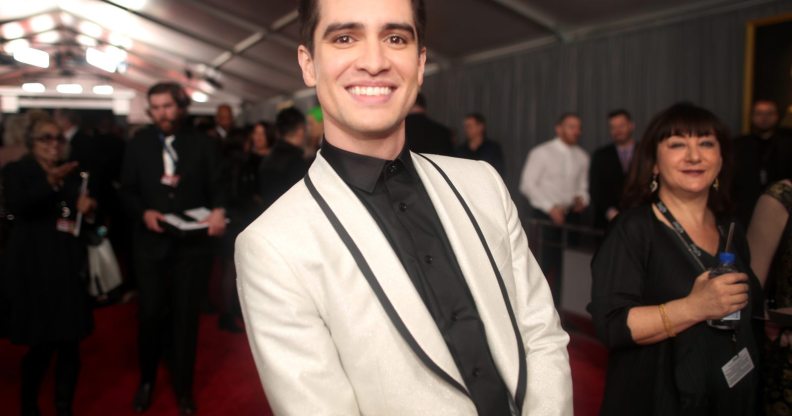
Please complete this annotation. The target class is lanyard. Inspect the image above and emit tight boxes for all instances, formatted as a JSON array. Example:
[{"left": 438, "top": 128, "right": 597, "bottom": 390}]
[
  {"left": 159, "top": 133, "right": 179, "bottom": 168},
  {"left": 654, "top": 199, "right": 723, "bottom": 272}
]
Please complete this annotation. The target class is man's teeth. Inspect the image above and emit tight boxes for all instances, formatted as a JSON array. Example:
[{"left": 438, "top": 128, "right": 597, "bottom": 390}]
[{"left": 349, "top": 86, "right": 392, "bottom": 96}]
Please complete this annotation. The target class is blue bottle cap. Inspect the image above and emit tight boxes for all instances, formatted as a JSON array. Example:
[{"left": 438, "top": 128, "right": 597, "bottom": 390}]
[{"left": 718, "top": 252, "right": 735, "bottom": 265}]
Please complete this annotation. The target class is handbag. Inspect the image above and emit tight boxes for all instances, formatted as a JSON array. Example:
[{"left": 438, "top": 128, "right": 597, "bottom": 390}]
[{"left": 87, "top": 238, "right": 122, "bottom": 297}]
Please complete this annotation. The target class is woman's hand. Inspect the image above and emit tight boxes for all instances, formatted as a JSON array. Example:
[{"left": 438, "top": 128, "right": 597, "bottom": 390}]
[
  {"left": 76, "top": 194, "right": 96, "bottom": 215},
  {"left": 685, "top": 271, "right": 749, "bottom": 322}
]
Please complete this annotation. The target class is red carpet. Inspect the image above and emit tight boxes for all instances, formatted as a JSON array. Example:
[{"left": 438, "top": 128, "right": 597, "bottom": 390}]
[{"left": 1, "top": 303, "right": 605, "bottom": 415}]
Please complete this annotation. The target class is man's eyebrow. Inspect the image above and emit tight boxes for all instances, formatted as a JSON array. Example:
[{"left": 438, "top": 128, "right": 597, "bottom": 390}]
[
  {"left": 322, "top": 22, "right": 364, "bottom": 38},
  {"left": 383, "top": 23, "right": 416, "bottom": 38},
  {"left": 321, "top": 22, "right": 417, "bottom": 39}
]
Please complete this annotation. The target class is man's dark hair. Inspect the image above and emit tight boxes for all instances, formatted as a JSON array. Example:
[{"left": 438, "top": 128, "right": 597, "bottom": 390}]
[
  {"left": 298, "top": 0, "right": 427, "bottom": 52},
  {"left": 465, "top": 112, "right": 486, "bottom": 125},
  {"left": 415, "top": 93, "right": 427, "bottom": 109},
  {"left": 147, "top": 82, "right": 190, "bottom": 109},
  {"left": 556, "top": 112, "right": 580, "bottom": 125},
  {"left": 275, "top": 107, "right": 306, "bottom": 140},
  {"left": 607, "top": 109, "right": 632, "bottom": 121}
]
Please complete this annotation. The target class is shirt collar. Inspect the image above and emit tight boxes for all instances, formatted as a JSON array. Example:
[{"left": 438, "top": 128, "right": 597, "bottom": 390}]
[{"left": 320, "top": 138, "right": 416, "bottom": 193}]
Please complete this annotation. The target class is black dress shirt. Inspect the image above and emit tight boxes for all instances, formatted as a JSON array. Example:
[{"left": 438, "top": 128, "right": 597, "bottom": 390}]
[{"left": 321, "top": 140, "right": 511, "bottom": 415}]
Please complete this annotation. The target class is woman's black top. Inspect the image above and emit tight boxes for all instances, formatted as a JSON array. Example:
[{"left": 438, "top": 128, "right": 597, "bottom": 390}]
[
  {"left": 589, "top": 204, "right": 762, "bottom": 416},
  {"left": 2, "top": 155, "right": 92, "bottom": 345}
]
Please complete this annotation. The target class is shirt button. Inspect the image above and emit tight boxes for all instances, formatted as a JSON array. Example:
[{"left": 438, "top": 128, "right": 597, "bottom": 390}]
[
  {"left": 168, "top": 192, "right": 175, "bottom": 199},
  {"left": 452, "top": 312, "right": 460, "bottom": 322},
  {"left": 472, "top": 368, "right": 482, "bottom": 378},
  {"left": 388, "top": 164, "right": 398, "bottom": 174},
  {"left": 399, "top": 202, "right": 408, "bottom": 212},
  {"left": 424, "top": 255, "right": 433, "bottom": 264}
]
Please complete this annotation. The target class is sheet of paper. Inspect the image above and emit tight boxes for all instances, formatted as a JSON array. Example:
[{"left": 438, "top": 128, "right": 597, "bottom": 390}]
[
  {"left": 184, "top": 207, "right": 212, "bottom": 222},
  {"left": 162, "top": 214, "right": 208, "bottom": 231}
]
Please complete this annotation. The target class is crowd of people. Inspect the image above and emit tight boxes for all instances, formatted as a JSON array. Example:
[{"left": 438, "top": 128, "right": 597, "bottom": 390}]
[{"left": 0, "top": 0, "right": 791, "bottom": 414}]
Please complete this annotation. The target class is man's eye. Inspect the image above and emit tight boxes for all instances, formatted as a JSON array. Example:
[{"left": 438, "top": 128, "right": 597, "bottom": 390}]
[
  {"left": 334, "top": 35, "right": 353, "bottom": 44},
  {"left": 700, "top": 140, "right": 716, "bottom": 148},
  {"left": 387, "top": 35, "right": 406, "bottom": 44}
]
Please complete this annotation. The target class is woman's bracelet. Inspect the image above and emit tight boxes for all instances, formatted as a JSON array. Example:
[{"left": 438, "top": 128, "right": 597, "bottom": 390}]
[{"left": 658, "top": 303, "right": 676, "bottom": 338}]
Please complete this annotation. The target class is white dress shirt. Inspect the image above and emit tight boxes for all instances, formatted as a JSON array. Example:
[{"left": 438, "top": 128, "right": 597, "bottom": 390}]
[{"left": 519, "top": 137, "right": 590, "bottom": 214}]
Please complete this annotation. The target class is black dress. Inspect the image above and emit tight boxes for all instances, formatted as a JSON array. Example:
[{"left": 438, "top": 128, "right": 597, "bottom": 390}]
[
  {"left": 589, "top": 204, "right": 762, "bottom": 416},
  {"left": 2, "top": 155, "right": 92, "bottom": 345}
]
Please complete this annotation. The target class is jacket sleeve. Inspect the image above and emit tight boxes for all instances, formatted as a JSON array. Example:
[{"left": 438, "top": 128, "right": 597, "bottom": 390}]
[
  {"left": 3, "top": 161, "right": 60, "bottom": 218},
  {"left": 235, "top": 229, "right": 361, "bottom": 416},
  {"left": 486, "top": 162, "right": 573, "bottom": 416},
  {"left": 588, "top": 212, "right": 647, "bottom": 349},
  {"left": 119, "top": 138, "right": 145, "bottom": 222},
  {"left": 203, "top": 135, "right": 227, "bottom": 210}
]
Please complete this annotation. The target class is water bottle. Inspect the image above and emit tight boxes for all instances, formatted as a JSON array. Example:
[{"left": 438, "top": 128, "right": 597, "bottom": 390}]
[{"left": 707, "top": 252, "right": 741, "bottom": 330}]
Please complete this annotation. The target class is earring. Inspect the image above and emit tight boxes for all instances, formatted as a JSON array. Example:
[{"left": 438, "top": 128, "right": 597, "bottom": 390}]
[
  {"left": 650, "top": 174, "right": 659, "bottom": 193},
  {"left": 712, "top": 178, "right": 719, "bottom": 191}
]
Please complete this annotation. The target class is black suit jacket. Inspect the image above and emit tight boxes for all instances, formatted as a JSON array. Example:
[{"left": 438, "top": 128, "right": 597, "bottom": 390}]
[
  {"left": 68, "top": 129, "right": 124, "bottom": 220},
  {"left": 120, "top": 125, "right": 226, "bottom": 254},
  {"left": 405, "top": 113, "right": 454, "bottom": 156},
  {"left": 258, "top": 141, "right": 309, "bottom": 210},
  {"left": 589, "top": 144, "right": 627, "bottom": 229}
]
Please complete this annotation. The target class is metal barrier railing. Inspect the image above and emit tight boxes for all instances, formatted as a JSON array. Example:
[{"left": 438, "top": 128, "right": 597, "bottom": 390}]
[{"left": 525, "top": 218, "right": 604, "bottom": 308}]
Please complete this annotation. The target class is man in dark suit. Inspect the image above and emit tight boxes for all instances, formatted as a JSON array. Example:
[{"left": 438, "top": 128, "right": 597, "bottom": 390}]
[
  {"left": 733, "top": 99, "right": 792, "bottom": 225},
  {"left": 259, "top": 107, "right": 310, "bottom": 210},
  {"left": 589, "top": 109, "right": 636, "bottom": 229},
  {"left": 405, "top": 93, "right": 453, "bottom": 155},
  {"left": 120, "top": 82, "right": 227, "bottom": 415}
]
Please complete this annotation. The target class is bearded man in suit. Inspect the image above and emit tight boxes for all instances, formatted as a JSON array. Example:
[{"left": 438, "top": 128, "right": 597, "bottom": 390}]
[{"left": 235, "top": 1, "right": 572, "bottom": 415}]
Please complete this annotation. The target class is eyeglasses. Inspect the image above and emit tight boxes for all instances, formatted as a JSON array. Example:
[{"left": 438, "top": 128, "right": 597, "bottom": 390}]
[{"left": 34, "top": 133, "right": 65, "bottom": 144}]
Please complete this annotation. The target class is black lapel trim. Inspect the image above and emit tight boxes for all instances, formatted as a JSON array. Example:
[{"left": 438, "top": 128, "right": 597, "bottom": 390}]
[
  {"left": 303, "top": 174, "right": 470, "bottom": 398},
  {"left": 417, "top": 154, "right": 528, "bottom": 412}
]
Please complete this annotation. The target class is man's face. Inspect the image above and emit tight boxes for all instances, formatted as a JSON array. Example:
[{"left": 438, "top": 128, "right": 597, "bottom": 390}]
[
  {"left": 148, "top": 93, "right": 182, "bottom": 135},
  {"left": 556, "top": 116, "right": 582, "bottom": 145},
  {"left": 297, "top": 0, "right": 426, "bottom": 141},
  {"left": 608, "top": 115, "right": 634, "bottom": 145},
  {"left": 216, "top": 106, "right": 234, "bottom": 131},
  {"left": 751, "top": 101, "right": 779, "bottom": 133},
  {"left": 463, "top": 117, "right": 484, "bottom": 141}
]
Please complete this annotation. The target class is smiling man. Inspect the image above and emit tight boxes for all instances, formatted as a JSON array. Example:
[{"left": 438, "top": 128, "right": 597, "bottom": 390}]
[{"left": 235, "top": 1, "right": 572, "bottom": 415}]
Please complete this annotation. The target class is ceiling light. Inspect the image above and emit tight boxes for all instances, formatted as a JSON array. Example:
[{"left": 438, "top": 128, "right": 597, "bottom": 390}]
[
  {"left": 112, "top": 0, "right": 147, "bottom": 11},
  {"left": 93, "top": 85, "right": 114, "bottom": 95},
  {"left": 3, "top": 38, "right": 30, "bottom": 55},
  {"left": 105, "top": 45, "right": 127, "bottom": 60},
  {"left": 86, "top": 47, "right": 121, "bottom": 72},
  {"left": 13, "top": 47, "right": 50, "bottom": 68},
  {"left": 30, "top": 14, "right": 56, "bottom": 33},
  {"left": 78, "top": 21, "right": 102, "bottom": 38},
  {"left": 1, "top": 22, "right": 25, "bottom": 40},
  {"left": 37, "top": 31, "right": 61, "bottom": 44},
  {"left": 22, "top": 83, "right": 46, "bottom": 93},
  {"left": 57, "top": 84, "right": 83, "bottom": 94},
  {"left": 76, "top": 35, "right": 98, "bottom": 47},
  {"left": 108, "top": 32, "right": 133, "bottom": 49},
  {"left": 60, "top": 12, "right": 75, "bottom": 26},
  {"left": 191, "top": 91, "right": 208, "bottom": 103}
]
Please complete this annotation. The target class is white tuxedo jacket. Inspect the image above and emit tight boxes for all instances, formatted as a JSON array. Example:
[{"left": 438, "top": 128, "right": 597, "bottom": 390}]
[{"left": 236, "top": 151, "right": 572, "bottom": 415}]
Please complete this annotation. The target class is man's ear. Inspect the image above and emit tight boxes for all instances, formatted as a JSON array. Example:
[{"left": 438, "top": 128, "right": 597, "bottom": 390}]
[
  {"left": 298, "top": 45, "right": 317, "bottom": 88},
  {"left": 146, "top": 108, "right": 153, "bottom": 120},
  {"left": 417, "top": 47, "right": 427, "bottom": 86}
]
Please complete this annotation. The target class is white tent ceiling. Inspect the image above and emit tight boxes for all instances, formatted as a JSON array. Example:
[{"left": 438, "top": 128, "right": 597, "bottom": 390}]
[{"left": 0, "top": 0, "right": 758, "bottom": 110}]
